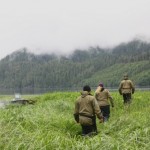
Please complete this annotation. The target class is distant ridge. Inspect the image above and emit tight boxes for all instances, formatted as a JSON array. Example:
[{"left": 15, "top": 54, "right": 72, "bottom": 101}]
[{"left": 0, "top": 39, "right": 149, "bottom": 94}]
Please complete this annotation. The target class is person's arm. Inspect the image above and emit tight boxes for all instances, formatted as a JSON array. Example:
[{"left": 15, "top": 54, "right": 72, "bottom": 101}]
[
  {"left": 110, "top": 97, "right": 114, "bottom": 107},
  {"left": 118, "top": 82, "right": 122, "bottom": 95},
  {"left": 93, "top": 98, "right": 103, "bottom": 122},
  {"left": 130, "top": 80, "right": 135, "bottom": 94},
  {"left": 74, "top": 114, "right": 79, "bottom": 123},
  {"left": 74, "top": 101, "right": 79, "bottom": 123},
  {"left": 107, "top": 90, "right": 114, "bottom": 107}
]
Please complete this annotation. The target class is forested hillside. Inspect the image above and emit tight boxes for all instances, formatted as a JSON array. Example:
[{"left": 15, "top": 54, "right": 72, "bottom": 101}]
[{"left": 0, "top": 39, "right": 149, "bottom": 94}]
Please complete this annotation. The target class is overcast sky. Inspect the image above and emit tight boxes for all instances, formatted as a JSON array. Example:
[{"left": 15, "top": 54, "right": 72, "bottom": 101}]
[{"left": 0, "top": 0, "right": 150, "bottom": 59}]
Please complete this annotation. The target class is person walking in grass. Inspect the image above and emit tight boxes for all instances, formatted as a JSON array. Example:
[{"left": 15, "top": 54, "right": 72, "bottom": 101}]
[
  {"left": 74, "top": 85, "right": 103, "bottom": 136},
  {"left": 118, "top": 74, "right": 135, "bottom": 105},
  {"left": 95, "top": 83, "right": 114, "bottom": 122}
]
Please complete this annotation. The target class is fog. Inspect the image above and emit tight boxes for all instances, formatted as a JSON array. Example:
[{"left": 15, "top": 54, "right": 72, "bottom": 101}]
[{"left": 0, "top": 0, "right": 150, "bottom": 59}]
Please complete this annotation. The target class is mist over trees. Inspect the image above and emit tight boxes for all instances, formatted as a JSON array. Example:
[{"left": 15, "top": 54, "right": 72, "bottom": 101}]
[{"left": 0, "top": 39, "right": 149, "bottom": 94}]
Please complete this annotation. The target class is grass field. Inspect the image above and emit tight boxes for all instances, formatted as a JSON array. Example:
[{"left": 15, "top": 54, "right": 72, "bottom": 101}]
[{"left": 0, "top": 91, "right": 150, "bottom": 150}]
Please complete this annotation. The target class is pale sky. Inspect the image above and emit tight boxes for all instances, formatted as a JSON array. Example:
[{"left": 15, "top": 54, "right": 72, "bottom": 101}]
[{"left": 0, "top": 0, "right": 150, "bottom": 59}]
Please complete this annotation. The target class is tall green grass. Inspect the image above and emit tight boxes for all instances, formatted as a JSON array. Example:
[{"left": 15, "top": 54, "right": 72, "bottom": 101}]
[{"left": 0, "top": 91, "right": 149, "bottom": 150}]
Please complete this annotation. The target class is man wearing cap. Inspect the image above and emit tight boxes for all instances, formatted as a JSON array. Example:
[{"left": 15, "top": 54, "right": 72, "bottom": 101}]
[
  {"left": 74, "top": 85, "right": 103, "bottom": 136},
  {"left": 118, "top": 74, "right": 135, "bottom": 104},
  {"left": 95, "top": 83, "right": 114, "bottom": 122}
]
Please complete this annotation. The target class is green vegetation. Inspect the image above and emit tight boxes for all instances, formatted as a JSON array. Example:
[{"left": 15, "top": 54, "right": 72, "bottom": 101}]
[
  {"left": 83, "top": 60, "right": 150, "bottom": 87},
  {"left": 0, "top": 39, "right": 149, "bottom": 94},
  {"left": 0, "top": 91, "right": 150, "bottom": 149}
]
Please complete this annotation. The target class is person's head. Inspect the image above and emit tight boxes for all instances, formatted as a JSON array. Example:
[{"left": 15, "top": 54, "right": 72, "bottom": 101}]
[
  {"left": 123, "top": 74, "right": 128, "bottom": 80},
  {"left": 83, "top": 85, "right": 91, "bottom": 92},
  {"left": 99, "top": 82, "right": 104, "bottom": 87}
]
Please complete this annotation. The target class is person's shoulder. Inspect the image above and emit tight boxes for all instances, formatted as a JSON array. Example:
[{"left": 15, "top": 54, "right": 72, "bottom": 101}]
[
  {"left": 95, "top": 86, "right": 101, "bottom": 93},
  {"left": 76, "top": 96, "right": 82, "bottom": 102},
  {"left": 87, "top": 95, "right": 95, "bottom": 101},
  {"left": 104, "top": 89, "right": 109, "bottom": 92},
  {"left": 120, "top": 80, "right": 125, "bottom": 83},
  {"left": 127, "top": 79, "right": 133, "bottom": 83},
  {"left": 87, "top": 94, "right": 94, "bottom": 98},
  {"left": 103, "top": 89, "right": 111, "bottom": 94}
]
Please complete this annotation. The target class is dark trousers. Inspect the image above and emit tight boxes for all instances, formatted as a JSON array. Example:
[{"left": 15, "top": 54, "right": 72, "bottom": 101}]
[
  {"left": 123, "top": 93, "right": 131, "bottom": 104},
  {"left": 81, "top": 125, "right": 93, "bottom": 135},
  {"left": 80, "top": 115, "right": 97, "bottom": 135},
  {"left": 100, "top": 105, "right": 110, "bottom": 122}
]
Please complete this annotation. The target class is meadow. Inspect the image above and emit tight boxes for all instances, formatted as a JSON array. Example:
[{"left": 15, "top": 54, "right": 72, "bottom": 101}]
[{"left": 0, "top": 90, "right": 150, "bottom": 150}]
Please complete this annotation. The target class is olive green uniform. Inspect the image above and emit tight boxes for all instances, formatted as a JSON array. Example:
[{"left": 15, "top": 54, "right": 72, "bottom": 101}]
[
  {"left": 119, "top": 79, "right": 135, "bottom": 104},
  {"left": 95, "top": 87, "right": 114, "bottom": 121},
  {"left": 119, "top": 79, "right": 135, "bottom": 94},
  {"left": 74, "top": 91, "right": 101, "bottom": 125},
  {"left": 95, "top": 88, "right": 114, "bottom": 107}
]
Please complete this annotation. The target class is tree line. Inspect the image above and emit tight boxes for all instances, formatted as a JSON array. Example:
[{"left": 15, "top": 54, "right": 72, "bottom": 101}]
[{"left": 0, "top": 39, "right": 149, "bottom": 94}]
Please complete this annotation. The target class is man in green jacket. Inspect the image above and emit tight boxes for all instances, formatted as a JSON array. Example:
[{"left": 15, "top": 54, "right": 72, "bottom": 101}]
[
  {"left": 74, "top": 85, "right": 103, "bottom": 136},
  {"left": 118, "top": 74, "right": 135, "bottom": 104},
  {"left": 95, "top": 83, "right": 114, "bottom": 122}
]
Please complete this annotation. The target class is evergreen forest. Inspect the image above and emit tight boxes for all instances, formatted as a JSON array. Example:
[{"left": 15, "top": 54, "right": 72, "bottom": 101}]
[{"left": 0, "top": 39, "right": 149, "bottom": 94}]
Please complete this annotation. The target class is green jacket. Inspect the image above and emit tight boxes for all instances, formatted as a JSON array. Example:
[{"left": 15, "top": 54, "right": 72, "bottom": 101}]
[
  {"left": 74, "top": 91, "right": 101, "bottom": 125},
  {"left": 119, "top": 79, "right": 135, "bottom": 94},
  {"left": 95, "top": 88, "right": 114, "bottom": 107}
]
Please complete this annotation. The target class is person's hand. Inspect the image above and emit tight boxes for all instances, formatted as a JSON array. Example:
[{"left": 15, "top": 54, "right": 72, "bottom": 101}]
[
  {"left": 132, "top": 91, "right": 134, "bottom": 94},
  {"left": 99, "top": 116, "right": 104, "bottom": 123},
  {"left": 119, "top": 90, "right": 122, "bottom": 95},
  {"left": 99, "top": 119, "right": 103, "bottom": 123}
]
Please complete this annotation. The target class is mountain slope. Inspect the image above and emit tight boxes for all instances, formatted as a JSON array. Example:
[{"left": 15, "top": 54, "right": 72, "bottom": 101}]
[
  {"left": 0, "top": 40, "right": 149, "bottom": 93},
  {"left": 81, "top": 60, "right": 150, "bottom": 87}
]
